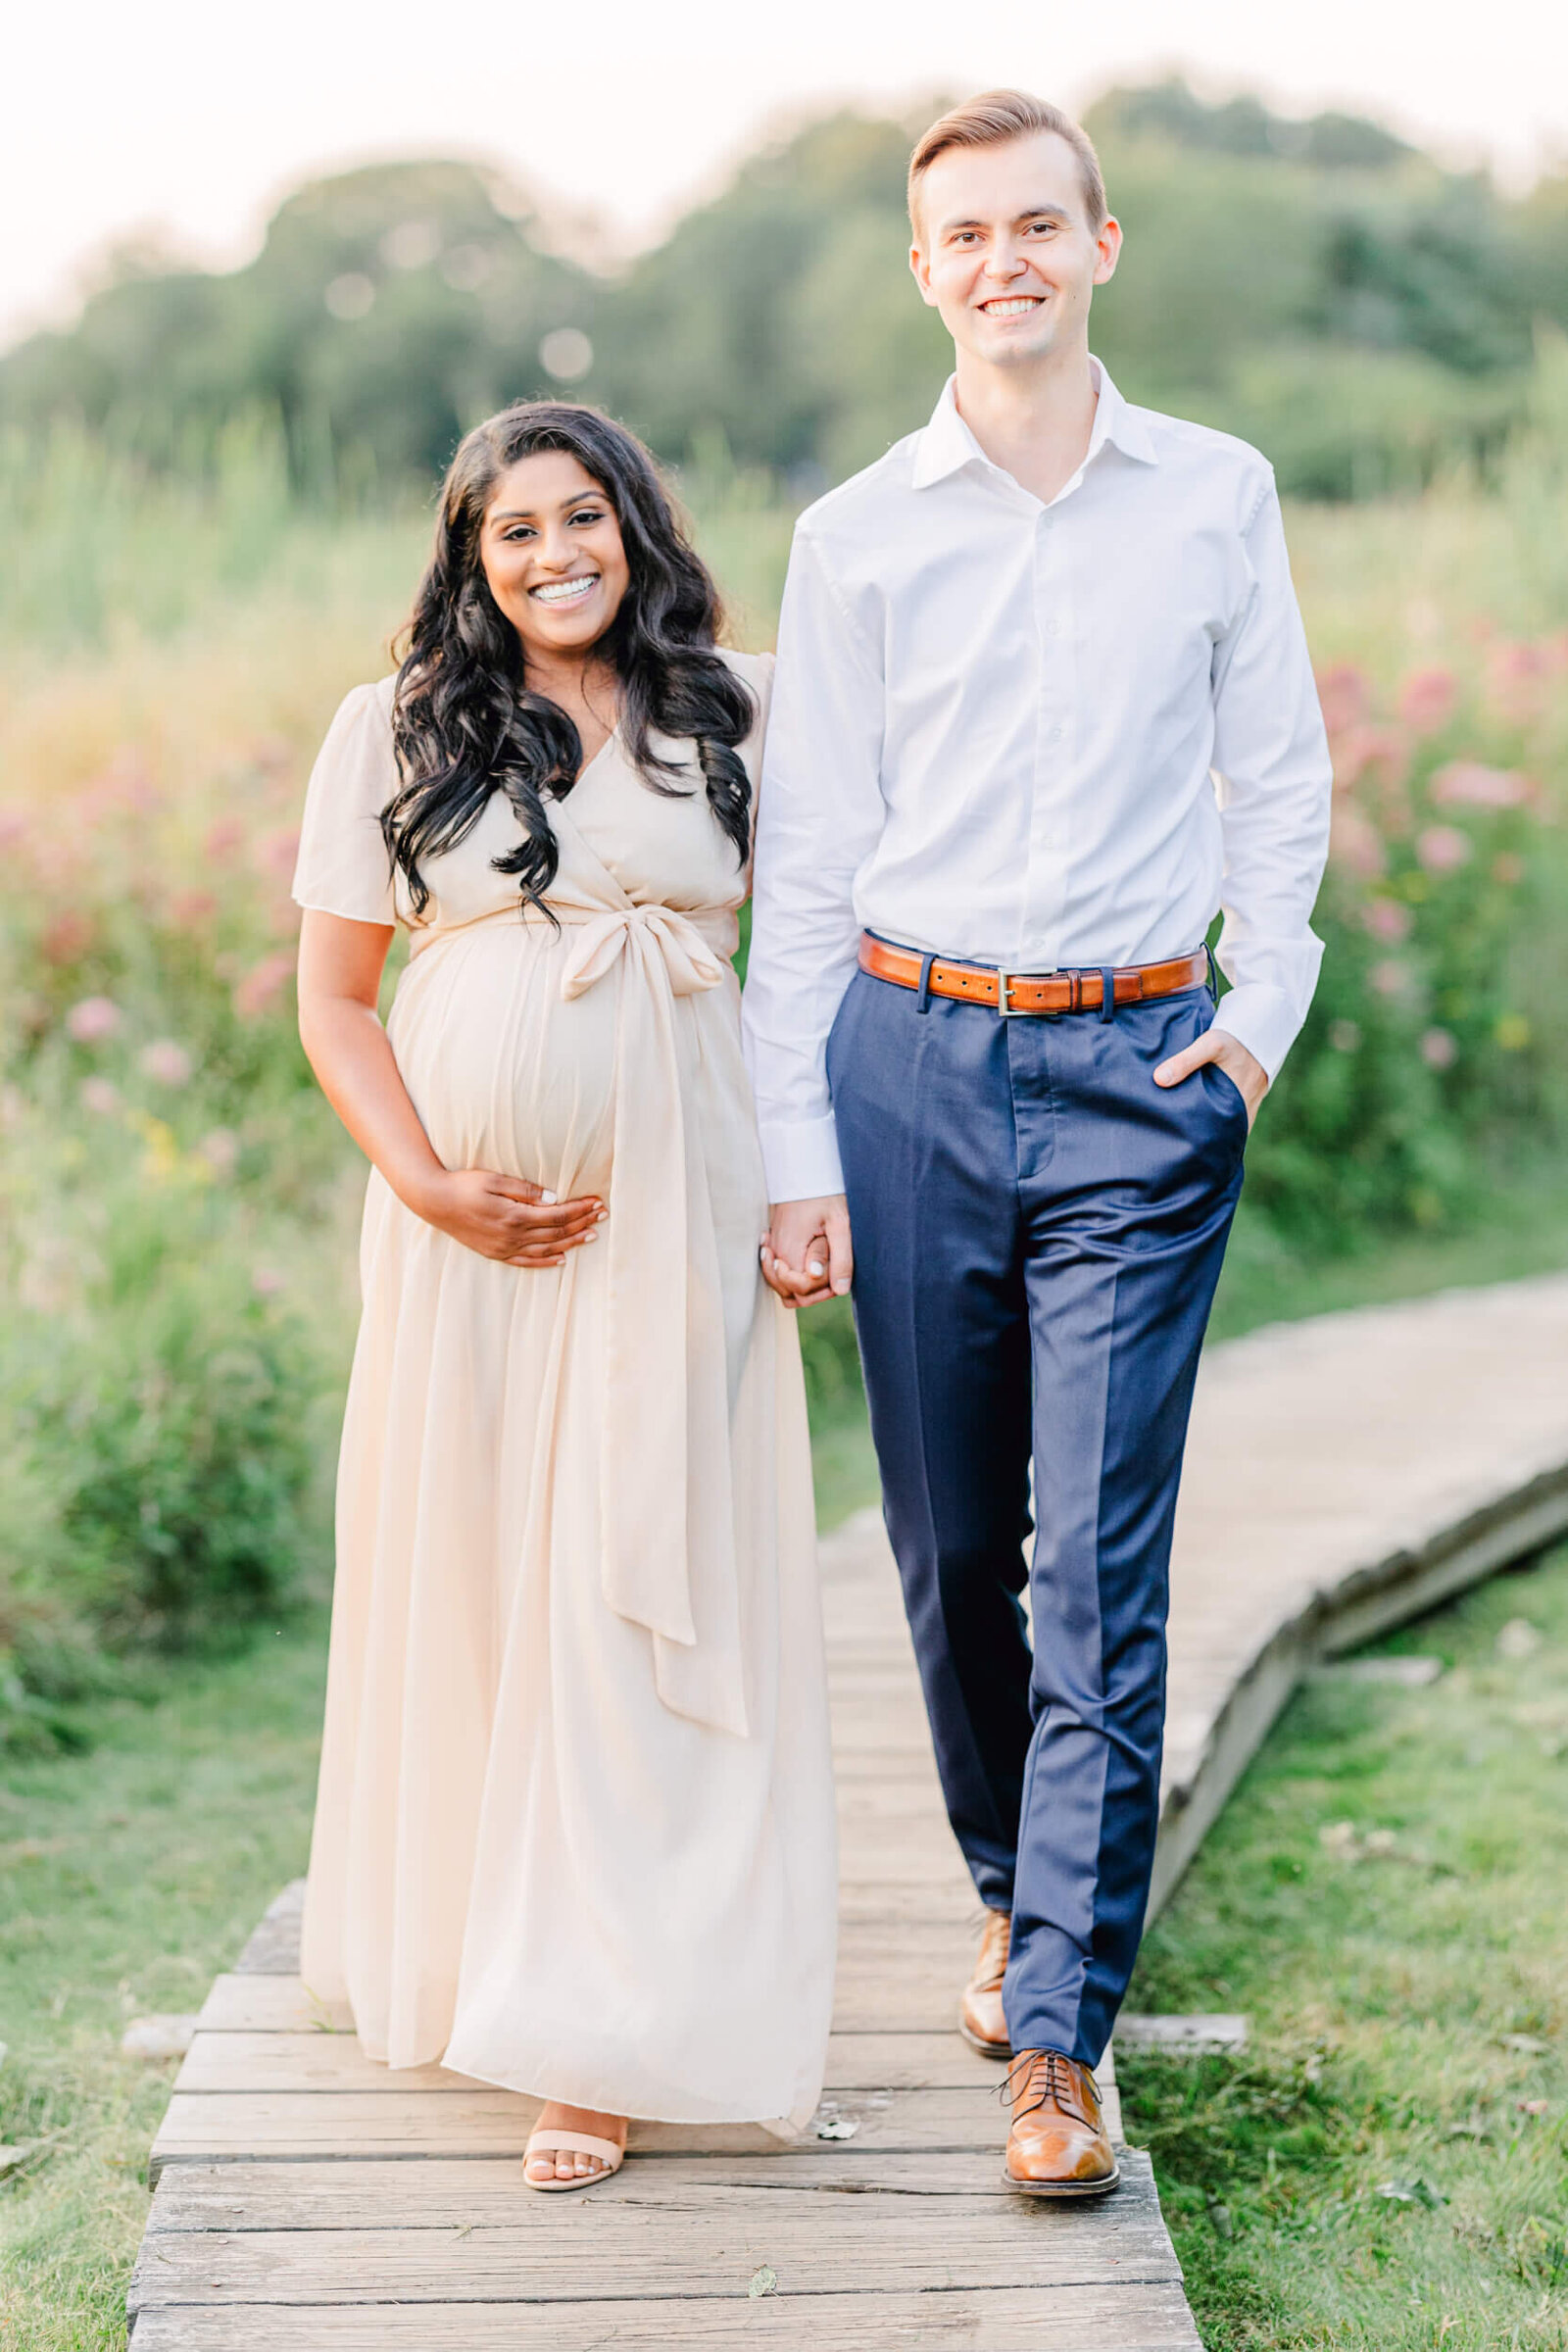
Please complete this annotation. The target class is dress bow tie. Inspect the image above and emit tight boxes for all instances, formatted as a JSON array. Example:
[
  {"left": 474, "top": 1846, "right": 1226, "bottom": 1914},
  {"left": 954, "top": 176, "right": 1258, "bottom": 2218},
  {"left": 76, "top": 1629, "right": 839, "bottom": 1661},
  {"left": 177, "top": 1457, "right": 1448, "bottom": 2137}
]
[{"left": 559, "top": 904, "right": 727, "bottom": 1004}]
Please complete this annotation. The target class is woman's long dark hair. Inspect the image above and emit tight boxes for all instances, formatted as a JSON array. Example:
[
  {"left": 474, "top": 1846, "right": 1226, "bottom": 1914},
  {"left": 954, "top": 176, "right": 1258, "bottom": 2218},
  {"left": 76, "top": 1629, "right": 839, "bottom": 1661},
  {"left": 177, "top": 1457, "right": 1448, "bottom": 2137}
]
[{"left": 384, "top": 403, "right": 756, "bottom": 917}]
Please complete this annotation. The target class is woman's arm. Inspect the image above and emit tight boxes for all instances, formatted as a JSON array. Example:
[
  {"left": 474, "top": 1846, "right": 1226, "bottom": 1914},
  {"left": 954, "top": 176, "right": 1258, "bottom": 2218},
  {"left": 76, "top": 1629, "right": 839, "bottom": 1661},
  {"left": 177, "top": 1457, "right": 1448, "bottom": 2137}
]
[{"left": 297, "top": 910, "right": 603, "bottom": 1267}]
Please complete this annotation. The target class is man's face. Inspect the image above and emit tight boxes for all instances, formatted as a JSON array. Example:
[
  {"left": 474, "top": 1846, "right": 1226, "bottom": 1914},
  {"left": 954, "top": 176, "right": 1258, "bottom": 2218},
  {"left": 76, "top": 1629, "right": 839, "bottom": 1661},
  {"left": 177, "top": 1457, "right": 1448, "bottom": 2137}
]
[{"left": 909, "top": 130, "right": 1121, "bottom": 370}]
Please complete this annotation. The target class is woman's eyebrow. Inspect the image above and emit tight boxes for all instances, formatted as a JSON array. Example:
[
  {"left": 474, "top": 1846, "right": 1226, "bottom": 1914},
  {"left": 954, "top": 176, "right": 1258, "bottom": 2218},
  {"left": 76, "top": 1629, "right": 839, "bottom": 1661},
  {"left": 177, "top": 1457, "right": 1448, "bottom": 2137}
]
[{"left": 489, "top": 496, "right": 603, "bottom": 523}]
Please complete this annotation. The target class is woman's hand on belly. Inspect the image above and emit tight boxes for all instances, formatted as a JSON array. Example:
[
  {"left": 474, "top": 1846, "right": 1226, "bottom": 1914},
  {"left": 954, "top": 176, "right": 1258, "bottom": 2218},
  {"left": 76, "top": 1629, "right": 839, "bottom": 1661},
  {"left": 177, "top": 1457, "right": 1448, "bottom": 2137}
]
[{"left": 411, "top": 1168, "right": 607, "bottom": 1267}]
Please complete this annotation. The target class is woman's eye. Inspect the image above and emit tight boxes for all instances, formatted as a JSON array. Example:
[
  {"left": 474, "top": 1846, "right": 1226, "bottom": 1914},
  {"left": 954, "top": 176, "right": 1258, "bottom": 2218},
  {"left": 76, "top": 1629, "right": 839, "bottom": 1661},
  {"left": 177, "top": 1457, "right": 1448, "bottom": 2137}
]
[{"left": 570, "top": 507, "right": 605, "bottom": 525}]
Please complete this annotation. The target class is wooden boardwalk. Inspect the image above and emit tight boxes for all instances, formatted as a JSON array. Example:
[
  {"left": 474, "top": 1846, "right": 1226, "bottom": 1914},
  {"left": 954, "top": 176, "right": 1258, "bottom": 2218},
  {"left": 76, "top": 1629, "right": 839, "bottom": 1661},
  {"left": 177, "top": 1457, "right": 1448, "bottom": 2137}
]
[{"left": 129, "top": 1275, "right": 1568, "bottom": 2347}]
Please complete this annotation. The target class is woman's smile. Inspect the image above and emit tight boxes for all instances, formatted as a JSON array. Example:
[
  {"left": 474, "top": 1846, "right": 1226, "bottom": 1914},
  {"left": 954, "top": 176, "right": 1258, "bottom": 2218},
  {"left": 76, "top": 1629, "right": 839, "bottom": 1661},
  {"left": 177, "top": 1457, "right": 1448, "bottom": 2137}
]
[{"left": 530, "top": 572, "right": 602, "bottom": 608}]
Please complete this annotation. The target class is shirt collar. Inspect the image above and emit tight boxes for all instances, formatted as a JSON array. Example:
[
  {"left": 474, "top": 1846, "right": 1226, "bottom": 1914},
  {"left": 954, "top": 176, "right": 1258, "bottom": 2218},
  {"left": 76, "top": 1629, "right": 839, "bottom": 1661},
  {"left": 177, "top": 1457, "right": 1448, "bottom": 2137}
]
[{"left": 910, "top": 359, "right": 1158, "bottom": 492}]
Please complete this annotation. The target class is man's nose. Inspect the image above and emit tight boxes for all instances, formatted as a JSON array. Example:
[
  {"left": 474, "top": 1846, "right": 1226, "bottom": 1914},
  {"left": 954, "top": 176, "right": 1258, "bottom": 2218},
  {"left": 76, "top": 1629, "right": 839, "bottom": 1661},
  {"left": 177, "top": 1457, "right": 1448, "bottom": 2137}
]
[{"left": 983, "top": 242, "right": 1026, "bottom": 280}]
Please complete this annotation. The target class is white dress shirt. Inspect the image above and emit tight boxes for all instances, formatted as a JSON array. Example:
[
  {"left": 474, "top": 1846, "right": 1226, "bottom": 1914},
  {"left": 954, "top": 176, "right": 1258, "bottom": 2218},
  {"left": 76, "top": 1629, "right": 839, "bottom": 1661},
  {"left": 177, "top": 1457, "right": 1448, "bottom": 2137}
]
[{"left": 742, "top": 363, "right": 1332, "bottom": 1202}]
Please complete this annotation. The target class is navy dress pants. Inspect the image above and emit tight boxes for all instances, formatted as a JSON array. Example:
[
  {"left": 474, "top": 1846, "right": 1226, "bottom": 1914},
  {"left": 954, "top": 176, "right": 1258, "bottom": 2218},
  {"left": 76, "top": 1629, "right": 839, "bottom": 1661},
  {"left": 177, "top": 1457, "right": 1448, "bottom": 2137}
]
[{"left": 826, "top": 966, "right": 1246, "bottom": 2068}]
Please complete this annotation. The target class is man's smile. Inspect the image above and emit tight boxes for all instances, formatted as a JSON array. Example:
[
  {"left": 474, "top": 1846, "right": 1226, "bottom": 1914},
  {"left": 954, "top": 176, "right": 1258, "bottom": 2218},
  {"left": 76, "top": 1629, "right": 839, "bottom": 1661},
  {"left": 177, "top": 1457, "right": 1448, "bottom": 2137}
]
[{"left": 978, "top": 296, "right": 1045, "bottom": 317}]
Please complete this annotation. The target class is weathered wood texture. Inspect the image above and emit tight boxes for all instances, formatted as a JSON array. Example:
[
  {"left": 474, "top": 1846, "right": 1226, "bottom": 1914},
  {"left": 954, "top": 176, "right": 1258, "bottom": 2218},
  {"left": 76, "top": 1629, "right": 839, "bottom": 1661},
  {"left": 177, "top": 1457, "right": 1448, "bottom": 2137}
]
[{"left": 130, "top": 1279, "right": 1568, "bottom": 2344}]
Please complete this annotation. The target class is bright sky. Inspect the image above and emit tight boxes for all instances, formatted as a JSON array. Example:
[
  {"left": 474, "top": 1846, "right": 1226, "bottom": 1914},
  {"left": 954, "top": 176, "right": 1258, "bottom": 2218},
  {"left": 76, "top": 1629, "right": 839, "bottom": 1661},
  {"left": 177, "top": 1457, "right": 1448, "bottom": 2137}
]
[{"left": 6, "top": 0, "right": 1566, "bottom": 349}]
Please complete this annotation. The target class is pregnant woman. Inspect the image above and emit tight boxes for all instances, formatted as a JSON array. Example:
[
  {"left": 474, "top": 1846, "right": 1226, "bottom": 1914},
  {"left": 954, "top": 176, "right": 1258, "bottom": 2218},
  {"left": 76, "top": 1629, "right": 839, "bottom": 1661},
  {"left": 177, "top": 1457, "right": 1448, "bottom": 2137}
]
[{"left": 291, "top": 402, "right": 836, "bottom": 2191}]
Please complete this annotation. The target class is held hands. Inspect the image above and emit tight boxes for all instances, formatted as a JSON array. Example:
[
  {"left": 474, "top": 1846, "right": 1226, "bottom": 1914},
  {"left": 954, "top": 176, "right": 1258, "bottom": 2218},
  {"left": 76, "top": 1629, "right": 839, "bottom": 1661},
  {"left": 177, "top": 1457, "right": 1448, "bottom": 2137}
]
[
  {"left": 761, "top": 1195, "right": 854, "bottom": 1310},
  {"left": 414, "top": 1169, "right": 607, "bottom": 1267},
  {"left": 1153, "top": 1028, "right": 1268, "bottom": 1126}
]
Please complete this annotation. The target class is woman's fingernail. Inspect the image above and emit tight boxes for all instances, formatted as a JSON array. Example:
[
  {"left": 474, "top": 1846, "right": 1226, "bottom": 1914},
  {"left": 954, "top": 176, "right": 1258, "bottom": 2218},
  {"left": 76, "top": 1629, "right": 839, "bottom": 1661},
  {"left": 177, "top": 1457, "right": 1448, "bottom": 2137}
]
[
  {"left": 542, "top": 1190, "right": 558, "bottom": 1204},
  {"left": 833, "top": 1278, "right": 852, "bottom": 1295},
  {"left": 808, "top": 1259, "right": 826, "bottom": 1279},
  {"left": 583, "top": 1231, "right": 599, "bottom": 1243}
]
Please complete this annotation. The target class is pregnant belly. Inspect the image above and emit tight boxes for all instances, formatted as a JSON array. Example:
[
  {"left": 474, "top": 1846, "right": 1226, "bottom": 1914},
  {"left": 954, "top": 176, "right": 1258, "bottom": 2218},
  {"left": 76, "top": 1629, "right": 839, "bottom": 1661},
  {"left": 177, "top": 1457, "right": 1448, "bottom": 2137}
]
[{"left": 388, "top": 925, "right": 620, "bottom": 1195}]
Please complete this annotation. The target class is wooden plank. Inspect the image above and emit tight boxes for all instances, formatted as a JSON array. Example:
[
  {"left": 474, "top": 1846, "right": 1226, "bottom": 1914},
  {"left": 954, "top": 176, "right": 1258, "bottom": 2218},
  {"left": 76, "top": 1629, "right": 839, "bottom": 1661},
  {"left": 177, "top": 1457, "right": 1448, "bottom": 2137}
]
[
  {"left": 149, "top": 2083, "right": 1005, "bottom": 2173},
  {"left": 126, "top": 2278, "right": 1201, "bottom": 2350},
  {"left": 130, "top": 2157, "right": 1178, "bottom": 2308},
  {"left": 197, "top": 1976, "right": 354, "bottom": 2034},
  {"left": 143, "top": 2150, "right": 1139, "bottom": 2229},
  {"left": 174, "top": 2031, "right": 1008, "bottom": 2097}
]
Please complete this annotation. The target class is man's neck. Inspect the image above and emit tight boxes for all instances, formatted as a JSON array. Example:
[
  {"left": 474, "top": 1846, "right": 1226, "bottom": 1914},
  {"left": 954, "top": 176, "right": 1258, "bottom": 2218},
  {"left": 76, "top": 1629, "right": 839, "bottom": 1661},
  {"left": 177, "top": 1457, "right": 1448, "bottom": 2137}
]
[{"left": 952, "top": 344, "right": 1099, "bottom": 507}]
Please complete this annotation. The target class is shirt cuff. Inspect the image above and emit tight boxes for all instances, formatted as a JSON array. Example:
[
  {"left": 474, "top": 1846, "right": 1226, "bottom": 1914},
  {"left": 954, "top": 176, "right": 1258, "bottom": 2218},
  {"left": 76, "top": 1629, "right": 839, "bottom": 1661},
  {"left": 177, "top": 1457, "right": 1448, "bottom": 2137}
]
[
  {"left": 757, "top": 1113, "right": 846, "bottom": 1203},
  {"left": 1208, "top": 983, "right": 1302, "bottom": 1085}
]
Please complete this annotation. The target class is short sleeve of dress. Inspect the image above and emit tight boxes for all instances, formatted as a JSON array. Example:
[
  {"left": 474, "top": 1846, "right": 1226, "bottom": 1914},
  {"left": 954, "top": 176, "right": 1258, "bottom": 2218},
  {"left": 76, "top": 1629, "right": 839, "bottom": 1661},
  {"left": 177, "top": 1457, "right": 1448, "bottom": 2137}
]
[{"left": 291, "top": 681, "right": 400, "bottom": 925}]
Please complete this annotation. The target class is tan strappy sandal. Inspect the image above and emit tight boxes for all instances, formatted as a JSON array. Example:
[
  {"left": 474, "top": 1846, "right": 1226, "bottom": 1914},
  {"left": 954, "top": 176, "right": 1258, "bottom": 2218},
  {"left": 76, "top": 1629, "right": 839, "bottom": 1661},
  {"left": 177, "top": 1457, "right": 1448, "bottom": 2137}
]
[{"left": 523, "top": 2128, "right": 626, "bottom": 2193}]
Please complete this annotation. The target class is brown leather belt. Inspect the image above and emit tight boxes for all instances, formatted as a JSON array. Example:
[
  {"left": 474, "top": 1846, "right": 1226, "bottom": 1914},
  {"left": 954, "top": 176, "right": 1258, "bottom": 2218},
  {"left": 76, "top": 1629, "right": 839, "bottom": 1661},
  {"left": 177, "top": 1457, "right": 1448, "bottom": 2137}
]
[{"left": 858, "top": 933, "right": 1209, "bottom": 1017}]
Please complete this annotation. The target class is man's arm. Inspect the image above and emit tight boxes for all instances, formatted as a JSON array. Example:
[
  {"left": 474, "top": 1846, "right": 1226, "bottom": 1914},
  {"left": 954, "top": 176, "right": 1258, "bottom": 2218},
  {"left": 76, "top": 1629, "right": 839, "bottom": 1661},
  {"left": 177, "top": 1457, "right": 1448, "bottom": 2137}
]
[
  {"left": 1155, "top": 469, "right": 1332, "bottom": 1115},
  {"left": 742, "top": 524, "right": 886, "bottom": 1300}
]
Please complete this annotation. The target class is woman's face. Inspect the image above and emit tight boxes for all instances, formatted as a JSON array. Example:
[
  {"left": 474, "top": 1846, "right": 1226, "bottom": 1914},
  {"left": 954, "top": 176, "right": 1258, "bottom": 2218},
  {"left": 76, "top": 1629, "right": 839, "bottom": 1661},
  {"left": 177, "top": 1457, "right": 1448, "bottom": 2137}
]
[{"left": 478, "top": 450, "right": 631, "bottom": 667}]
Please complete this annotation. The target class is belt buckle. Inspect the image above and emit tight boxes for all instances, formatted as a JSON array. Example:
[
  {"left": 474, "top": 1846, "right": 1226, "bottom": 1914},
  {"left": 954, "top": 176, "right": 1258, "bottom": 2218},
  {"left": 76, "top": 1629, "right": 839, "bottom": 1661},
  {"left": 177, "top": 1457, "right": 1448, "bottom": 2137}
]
[{"left": 996, "top": 968, "right": 1058, "bottom": 1017}]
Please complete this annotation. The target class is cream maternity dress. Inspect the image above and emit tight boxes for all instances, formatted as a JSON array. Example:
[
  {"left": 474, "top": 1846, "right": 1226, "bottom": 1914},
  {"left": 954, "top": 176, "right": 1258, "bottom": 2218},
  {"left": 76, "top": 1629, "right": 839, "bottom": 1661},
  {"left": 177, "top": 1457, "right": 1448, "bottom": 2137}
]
[{"left": 291, "top": 653, "right": 837, "bottom": 2130}]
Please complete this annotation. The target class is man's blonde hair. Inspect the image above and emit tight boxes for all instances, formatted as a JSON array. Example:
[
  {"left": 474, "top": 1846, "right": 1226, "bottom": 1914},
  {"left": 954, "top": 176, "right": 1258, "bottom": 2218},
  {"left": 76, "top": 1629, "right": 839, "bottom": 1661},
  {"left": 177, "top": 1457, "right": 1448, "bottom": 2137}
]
[{"left": 907, "top": 91, "right": 1107, "bottom": 235}]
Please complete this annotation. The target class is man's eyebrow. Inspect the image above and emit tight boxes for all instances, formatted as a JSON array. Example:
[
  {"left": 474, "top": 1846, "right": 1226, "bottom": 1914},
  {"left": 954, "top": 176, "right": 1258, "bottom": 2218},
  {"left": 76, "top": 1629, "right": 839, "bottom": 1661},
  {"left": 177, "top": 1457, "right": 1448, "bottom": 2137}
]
[{"left": 936, "top": 201, "right": 1072, "bottom": 236}]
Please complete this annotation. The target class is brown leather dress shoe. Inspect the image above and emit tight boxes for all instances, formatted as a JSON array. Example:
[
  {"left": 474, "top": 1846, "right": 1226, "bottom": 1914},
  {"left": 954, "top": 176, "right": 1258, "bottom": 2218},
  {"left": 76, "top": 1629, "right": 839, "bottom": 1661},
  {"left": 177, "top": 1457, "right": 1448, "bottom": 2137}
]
[
  {"left": 958, "top": 1909, "right": 1012, "bottom": 2058},
  {"left": 1003, "top": 2049, "right": 1120, "bottom": 2196}
]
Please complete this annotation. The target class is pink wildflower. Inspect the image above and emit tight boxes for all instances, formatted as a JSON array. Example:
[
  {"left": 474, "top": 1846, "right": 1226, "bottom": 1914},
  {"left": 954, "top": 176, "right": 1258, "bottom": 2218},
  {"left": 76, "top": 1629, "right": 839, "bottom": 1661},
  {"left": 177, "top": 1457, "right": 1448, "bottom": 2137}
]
[
  {"left": 66, "top": 995, "right": 122, "bottom": 1044},
  {"left": 138, "top": 1039, "right": 193, "bottom": 1087},
  {"left": 258, "top": 827, "right": 302, "bottom": 879},
  {"left": 1332, "top": 725, "right": 1409, "bottom": 795},
  {"left": 233, "top": 952, "right": 296, "bottom": 1020},
  {"left": 1329, "top": 1019, "right": 1361, "bottom": 1054},
  {"left": 1396, "top": 667, "right": 1456, "bottom": 734},
  {"left": 1329, "top": 805, "right": 1386, "bottom": 880},
  {"left": 1370, "top": 959, "right": 1413, "bottom": 1000},
  {"left": 196, "top": 1127, "right": 240, "bottom": 1177},
  {"left": 252, "top": 1265, "right": 286, "bottom": 1298},
  {"left": 1316, "top": 664, "right": 1370, "bottom": 736},
  {"left": 1416, "top": 825, "right": 1472, "bottom": 874},
  {"left": 1429, "top": 761, "right": 1532, "bottom": 810},
  {"left": 1420, "top": 1028, "right": 1457, "bottom": 1071},
  {"left": 170, "top": 890, "right": 218, "bottom": 929},
  {"left": 205, "top": 817, "right": 247, "bottom": 863},
  {"left": 1493, "top": 853, "right": 1525, "bottom": 885},
  {"left": 80, "top": 1076, "right": 122, "bottom": 1115},
  {"left": 41, "top": 910, "right": 94, "bottom": 964},
  {"left": 1362, "top": 900, "right": 1412, "bottom": 945}
]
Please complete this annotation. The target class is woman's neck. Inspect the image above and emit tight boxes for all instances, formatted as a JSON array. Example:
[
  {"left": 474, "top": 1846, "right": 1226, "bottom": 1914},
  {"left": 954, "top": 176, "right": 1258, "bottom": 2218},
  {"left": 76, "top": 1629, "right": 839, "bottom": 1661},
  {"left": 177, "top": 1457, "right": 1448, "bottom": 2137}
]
[{"left": 524, "top": 648, "right": 620, "bottom": 764}]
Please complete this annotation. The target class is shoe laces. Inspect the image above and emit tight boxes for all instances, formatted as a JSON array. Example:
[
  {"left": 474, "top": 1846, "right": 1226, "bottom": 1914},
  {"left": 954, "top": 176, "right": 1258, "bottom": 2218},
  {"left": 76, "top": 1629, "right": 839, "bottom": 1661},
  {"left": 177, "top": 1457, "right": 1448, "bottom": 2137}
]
[{"left": 1002, "top": 2048, "right": 1096, "bottom": 2129}]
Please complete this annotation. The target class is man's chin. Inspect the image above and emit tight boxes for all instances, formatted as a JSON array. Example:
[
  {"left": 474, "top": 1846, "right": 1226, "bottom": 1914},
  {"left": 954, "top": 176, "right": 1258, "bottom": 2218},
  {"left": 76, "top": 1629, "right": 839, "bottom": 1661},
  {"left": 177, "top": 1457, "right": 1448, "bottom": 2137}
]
[{"left": 967, "top": 326, "right": 1059, "bottom": 369}]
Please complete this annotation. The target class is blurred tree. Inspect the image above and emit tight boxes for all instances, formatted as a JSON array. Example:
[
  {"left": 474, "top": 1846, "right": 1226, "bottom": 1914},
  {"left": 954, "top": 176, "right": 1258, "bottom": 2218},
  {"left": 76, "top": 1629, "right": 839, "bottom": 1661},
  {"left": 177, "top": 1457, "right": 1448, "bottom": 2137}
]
[
  {"left": 1, "top": 162, "right": 591, "bottom": 488},
  {"left": 2, "top": 85, "right": 1563, "bottom": 501}
]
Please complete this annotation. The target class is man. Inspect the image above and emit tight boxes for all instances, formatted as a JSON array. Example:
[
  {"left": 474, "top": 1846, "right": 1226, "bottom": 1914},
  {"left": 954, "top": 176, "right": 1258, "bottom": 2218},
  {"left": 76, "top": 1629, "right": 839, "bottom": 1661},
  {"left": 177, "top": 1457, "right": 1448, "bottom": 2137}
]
[{"left": 743, "top": 90, "right": 1331, "bottom": 2196}]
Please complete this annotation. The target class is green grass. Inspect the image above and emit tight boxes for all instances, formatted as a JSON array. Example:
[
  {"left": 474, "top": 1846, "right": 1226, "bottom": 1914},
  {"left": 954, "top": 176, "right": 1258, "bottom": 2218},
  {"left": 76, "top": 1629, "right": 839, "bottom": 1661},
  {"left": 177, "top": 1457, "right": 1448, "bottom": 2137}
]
[
  {"left": 1211, "top": 1166, "right": 1568, "bottom": 1343},
  {"left": 1123, "top": 1540, "right": 1568, "bottom": 2350},
  {"left": 0, "top": 1616, "right": 327, "bottom": 2349}
]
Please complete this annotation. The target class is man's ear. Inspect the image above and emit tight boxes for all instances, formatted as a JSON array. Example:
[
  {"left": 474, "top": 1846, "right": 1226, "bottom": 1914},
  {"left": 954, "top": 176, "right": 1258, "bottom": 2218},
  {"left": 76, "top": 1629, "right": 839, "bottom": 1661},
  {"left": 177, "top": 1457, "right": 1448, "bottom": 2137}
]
[
  {"left": 909, "top": 244, "right": 940, "bottom": 309},
  {"left": 1092, "top": 217, "right": 1123, "bottom": 288}
]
